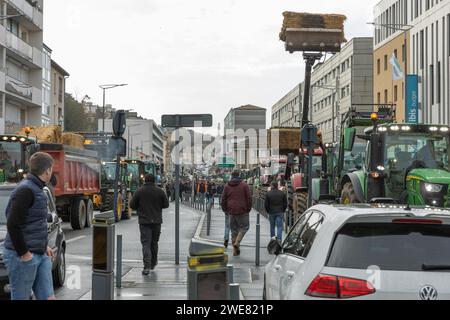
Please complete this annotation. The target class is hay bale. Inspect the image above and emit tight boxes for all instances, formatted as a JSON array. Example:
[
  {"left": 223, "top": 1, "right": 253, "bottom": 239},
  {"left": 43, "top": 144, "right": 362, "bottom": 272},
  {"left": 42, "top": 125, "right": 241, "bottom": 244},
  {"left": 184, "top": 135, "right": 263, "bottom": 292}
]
[
  {"left": 268, "top": 128, "right": 301, "bottom": 153},
  {"left": 62, "top": 133, "right": 85, "bottom": 149},
  {"left": 280, "top": 12, "right": 347, "bottom": 42},
  {"left": 17, "top": 126, "right": 63, "bottom": 143}
]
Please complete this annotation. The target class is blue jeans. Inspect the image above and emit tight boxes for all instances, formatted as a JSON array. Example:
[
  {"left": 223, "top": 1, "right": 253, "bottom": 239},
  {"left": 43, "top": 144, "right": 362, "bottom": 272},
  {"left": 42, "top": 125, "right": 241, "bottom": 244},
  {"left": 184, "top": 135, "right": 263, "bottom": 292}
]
[
  {"left": 2, "top": 248, "right": 54, "bottom": 300},
  {"left": 269, "top": 213, "right": 284, "bottom": 241},
  {"left": 224, "top": 213, "right": 231, "bottom": 241}
]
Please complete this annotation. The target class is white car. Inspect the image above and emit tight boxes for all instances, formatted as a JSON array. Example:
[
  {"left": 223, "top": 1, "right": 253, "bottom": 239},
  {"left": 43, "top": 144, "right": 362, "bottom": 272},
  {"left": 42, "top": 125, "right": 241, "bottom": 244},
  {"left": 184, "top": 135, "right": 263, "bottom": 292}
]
[{"left": 264, "top": 204, "right": 450, "bottom": 300}]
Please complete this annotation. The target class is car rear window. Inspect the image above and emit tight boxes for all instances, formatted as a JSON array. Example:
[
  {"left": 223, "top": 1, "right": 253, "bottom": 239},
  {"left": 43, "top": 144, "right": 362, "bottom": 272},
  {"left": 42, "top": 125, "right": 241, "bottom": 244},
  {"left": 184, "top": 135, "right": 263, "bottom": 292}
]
[{"left": 327, "top": 223, "right": 450, "bottom": 271}]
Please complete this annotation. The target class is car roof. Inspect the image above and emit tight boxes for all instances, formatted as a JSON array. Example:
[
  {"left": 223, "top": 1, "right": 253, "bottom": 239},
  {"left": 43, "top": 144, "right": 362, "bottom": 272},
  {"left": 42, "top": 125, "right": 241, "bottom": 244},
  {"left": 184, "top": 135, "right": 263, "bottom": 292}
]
[{"left": 312, "top": 204, "right": 450, "bottom": 225}]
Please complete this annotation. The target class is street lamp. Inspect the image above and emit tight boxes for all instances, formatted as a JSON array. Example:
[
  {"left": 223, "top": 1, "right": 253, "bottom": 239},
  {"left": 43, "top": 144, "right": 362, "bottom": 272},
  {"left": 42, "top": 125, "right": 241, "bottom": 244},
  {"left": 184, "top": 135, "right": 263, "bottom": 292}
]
[
  {"left": 130, "top": 133, "right": 141, "bottom": 158},
  {"left": 99, "top": 84, "right": 128, "bottom": 132},
  {"left": 368, "top": 22, "right": 413, "bottom": 120},
  {"left": 127, "top": 123, "right": 141, "bottom": 158},
  {"left": 140, "top": 140, "right": 152, "bottom": 158}
]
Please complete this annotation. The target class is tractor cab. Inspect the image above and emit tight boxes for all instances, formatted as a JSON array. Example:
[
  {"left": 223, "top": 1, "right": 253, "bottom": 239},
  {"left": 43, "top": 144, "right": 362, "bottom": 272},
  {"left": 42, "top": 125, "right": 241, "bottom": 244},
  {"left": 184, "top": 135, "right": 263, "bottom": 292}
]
[{"left": 0, "top": 135, "right": 38, "bottom": 183}]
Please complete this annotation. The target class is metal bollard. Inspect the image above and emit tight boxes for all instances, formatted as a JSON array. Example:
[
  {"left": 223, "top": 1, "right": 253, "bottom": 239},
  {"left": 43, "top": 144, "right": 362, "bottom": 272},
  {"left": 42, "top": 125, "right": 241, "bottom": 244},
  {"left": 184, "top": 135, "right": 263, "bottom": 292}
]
[
  {"left": 116, "top": 235, "right": 123, "bottom": 289},
  {"left": 207, "top": 203, "right": 212, "bottom": 236},
  {"left": 256, "top": 213, "right": 260, "bottom": 267},
  {"left": 229, "top": 284, "right": 241, "bottom": 300}
]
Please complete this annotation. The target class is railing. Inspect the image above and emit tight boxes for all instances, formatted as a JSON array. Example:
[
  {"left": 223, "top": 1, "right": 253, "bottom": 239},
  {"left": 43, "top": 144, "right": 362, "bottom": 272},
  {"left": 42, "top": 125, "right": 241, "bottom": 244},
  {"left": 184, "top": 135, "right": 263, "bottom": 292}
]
[
  {"left": 7, "top": 0, "right": 33, "bottom": 18},
  {"left": 6, "top": 31, "right": 33, "bottom": 61},
  {"left": 5, "top": 75, "right": 32, "bottom": 100}
]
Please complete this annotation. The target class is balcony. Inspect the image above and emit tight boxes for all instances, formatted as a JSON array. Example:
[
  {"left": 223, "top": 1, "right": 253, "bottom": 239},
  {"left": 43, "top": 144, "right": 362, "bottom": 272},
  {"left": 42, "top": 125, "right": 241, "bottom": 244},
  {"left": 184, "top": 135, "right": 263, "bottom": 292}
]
[
  {"left": 6, "top": 31, "right": 33, "bottom": 61},
  {"left": 5, "top": 75, "right": 32, "bottom": 100},
  {"left": 6, "top": 0, "right": 43, "bottom": 30}
]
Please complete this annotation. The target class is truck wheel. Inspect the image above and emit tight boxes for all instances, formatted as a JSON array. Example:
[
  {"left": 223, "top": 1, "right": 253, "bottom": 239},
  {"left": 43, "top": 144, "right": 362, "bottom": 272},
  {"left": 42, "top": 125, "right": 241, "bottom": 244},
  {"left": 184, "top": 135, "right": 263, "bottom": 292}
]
[
  {"left": 122, "top": 192, "right": 133, "bottom": 220},
  {"left": 71, "top": 199, "right": 86, "bottom": 230},
  {"left": 341, "top": 182, "right": 360, "bottom": 204},
  {"left": 293, "top": 192, "right": 308, "bottom": 222},
  {"left": 52, "top": 246, "right": 66, "bottom": 288},
  {"left": 85, "top": 199, "right": 94, "bottom": 228}
]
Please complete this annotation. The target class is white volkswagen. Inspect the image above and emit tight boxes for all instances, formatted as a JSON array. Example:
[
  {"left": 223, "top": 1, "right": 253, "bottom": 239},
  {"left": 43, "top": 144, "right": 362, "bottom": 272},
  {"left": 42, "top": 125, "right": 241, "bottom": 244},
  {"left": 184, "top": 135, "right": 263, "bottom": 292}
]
[{"left": 264, "top": 204, "right": 450, "bottom": 300}]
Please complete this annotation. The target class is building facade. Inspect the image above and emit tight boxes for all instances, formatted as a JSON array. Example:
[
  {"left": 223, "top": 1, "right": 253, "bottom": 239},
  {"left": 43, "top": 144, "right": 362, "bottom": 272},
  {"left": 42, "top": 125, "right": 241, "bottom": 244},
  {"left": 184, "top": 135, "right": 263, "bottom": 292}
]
[
  {"left": 373, "top": 0, "right": 449, "bottom": 125},
  {"left": 42, "top": 43, "right": 50, "bottom": 126},
  {"left": 224, "top": 105, "right": 267, "bottom": 169},
  {"left": 0, "top": 0, "right": 44, "bottom": 134},
  {"left": 271, "top": 83, "right": 304, "bottom": 128},
  {"left": 50, "top": 60, "right": 69, "bottom": 129},
  {"left": 102, "top": 117, "right": 164, "bottom": 163}
]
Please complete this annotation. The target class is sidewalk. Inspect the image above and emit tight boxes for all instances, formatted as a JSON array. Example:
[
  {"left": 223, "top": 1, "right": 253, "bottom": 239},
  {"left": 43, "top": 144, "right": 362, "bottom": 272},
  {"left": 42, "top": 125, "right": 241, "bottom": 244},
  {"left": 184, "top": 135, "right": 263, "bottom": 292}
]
[
  {"left": 78, "top": 203, "right": 274, "bottom": 301},
  {"left": 197, "top": 203, "right": 273, "bottom": 300}
]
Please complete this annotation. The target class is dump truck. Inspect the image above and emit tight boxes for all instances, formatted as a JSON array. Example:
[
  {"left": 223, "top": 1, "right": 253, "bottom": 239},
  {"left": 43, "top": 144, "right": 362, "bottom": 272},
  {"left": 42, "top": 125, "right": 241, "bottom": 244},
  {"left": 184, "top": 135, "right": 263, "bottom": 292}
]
[{"left": 0, "top": 132, "right": 100, "bottom": 230}]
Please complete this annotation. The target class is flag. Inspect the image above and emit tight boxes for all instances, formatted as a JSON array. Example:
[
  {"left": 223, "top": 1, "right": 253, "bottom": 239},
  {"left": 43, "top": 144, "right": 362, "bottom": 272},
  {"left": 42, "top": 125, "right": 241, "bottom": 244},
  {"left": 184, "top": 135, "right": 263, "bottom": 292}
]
[{"left": 390, "top": 54, "right": 404, "bottom": 81}]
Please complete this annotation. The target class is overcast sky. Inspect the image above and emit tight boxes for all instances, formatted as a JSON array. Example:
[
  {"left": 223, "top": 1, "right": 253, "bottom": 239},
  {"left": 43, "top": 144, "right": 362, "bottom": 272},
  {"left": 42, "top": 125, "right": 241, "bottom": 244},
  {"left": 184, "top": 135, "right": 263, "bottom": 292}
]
[{"left": 44, "top": 0, "right": 379, "bottom": 134}]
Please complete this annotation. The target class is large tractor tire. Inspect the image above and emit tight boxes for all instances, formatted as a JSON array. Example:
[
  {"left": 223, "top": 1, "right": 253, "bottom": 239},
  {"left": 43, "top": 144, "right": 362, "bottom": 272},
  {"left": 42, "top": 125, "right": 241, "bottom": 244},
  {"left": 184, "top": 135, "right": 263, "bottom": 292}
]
[
  {"left": 293, "top": 192, "right": 308, "bottom": 222},
  {"left": 85, "top": 199, "right": 94, "bottom": 228},
  {"left": 102, "top": 193, "right": 114, "bottom": 212},
  {"left": 70, "top": 199, "right": 87, "bottom": 231},
  {"left": 341, "top": 182, "right": 360, "bottom": 204},
  {"left": 122, "top": 192, "right": 133, "bottom": 220},
  {"left": 115, "top": 193, "right": 123, "bottom": 222}
]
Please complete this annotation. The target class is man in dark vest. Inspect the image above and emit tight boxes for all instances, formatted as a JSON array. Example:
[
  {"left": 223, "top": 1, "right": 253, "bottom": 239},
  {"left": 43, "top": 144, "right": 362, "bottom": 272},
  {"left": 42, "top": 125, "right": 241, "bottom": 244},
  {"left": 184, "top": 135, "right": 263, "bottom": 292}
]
[
  {"left": 2, "top": 152, "right": 56, "bottom": 300},
  {"left": 131, "top": 174, "right": 170, "bottom": 276}
]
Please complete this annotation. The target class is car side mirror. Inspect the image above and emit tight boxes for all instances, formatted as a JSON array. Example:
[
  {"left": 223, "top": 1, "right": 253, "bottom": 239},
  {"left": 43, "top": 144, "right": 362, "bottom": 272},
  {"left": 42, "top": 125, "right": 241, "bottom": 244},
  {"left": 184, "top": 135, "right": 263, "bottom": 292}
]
[
  {"left": 47, "top": 214, "right": 54, "bottom": 224},
  {"left": 268, "top": 238, "right": 282, "bottom": 256}
]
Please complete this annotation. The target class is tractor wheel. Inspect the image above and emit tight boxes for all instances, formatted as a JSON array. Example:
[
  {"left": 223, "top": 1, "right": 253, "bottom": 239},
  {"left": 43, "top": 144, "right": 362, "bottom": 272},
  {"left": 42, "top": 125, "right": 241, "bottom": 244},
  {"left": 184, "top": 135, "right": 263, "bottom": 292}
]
[
  {"left": 122, "top": 192, "right": 133, "bottom": 220},
  {"left": 70, "top": 199, "right": 86, "bottom": 231},
  {"left": 85, "top": 199, "right": 94, "bottom": 228},
  {"left": 293, "top": 192, "right": 308, "bottom": 223},
  {"left": 287, "top": 183, "right": 294, "bottom": 212},
  {"left": 115, "top": 193, "right": 123, "bottom": 222},
  {"left": 341, "top": 183, "right": 360, "bottom": 204},
  {"left": 102, "top": 194, "right": 114, "bottom": 212}
]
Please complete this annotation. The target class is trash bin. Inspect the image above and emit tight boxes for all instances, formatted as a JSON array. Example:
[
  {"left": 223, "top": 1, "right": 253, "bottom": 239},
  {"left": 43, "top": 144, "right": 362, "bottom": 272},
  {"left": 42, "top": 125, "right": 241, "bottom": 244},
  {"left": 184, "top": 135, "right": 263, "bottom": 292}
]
[{"left": 187, "top": 238, "right": 231, "bottom": 300}]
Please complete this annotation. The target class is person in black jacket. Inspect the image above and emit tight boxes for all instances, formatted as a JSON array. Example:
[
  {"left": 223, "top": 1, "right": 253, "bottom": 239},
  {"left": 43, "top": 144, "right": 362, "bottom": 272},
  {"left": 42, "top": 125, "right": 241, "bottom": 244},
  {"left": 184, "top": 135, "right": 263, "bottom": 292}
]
[
  {"left": 265, "top": 181, "right": 288, "bottom": 242},
  {"left": 130, "top": 174, "right": 169, "bottom": 275}
]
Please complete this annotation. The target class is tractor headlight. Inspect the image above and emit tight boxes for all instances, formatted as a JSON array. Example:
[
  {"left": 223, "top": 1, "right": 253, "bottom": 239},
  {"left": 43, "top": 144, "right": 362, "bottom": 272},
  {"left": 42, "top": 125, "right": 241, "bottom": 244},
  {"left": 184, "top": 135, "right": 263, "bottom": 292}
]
[{"left": 424, "top": 183, "right": 443, "bottom": 193}]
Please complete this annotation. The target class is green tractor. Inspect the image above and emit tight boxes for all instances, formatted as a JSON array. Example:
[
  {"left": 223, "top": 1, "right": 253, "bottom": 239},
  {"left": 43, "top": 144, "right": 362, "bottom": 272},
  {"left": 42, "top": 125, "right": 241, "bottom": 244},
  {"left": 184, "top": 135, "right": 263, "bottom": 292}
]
[
  {"left": 338, "top": 112, "right": 450, "bottom": 207},
  {"left": 98, "top": 161, "right": 133, "bottom": 220},
  {"left": 125, "top": 159, "right": 146, "bottom": 194}
]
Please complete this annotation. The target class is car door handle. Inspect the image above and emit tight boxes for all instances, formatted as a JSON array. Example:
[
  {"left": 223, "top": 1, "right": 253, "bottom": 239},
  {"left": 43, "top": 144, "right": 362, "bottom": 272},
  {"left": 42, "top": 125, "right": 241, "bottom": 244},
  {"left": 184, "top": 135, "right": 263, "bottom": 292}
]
[
  {"left": 286, "top": 271, "right": 295, "bottom": 280},
  {"left": 273, "top": 265, "right": 282, "bottom": 272}
]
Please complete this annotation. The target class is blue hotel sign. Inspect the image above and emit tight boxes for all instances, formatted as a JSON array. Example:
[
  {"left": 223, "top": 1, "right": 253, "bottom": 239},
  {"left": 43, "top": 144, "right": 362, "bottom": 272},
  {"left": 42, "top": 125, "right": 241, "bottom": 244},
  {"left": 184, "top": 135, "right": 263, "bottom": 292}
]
[{"left": 406, "top": 75, "right": 419, "bottom": 124}]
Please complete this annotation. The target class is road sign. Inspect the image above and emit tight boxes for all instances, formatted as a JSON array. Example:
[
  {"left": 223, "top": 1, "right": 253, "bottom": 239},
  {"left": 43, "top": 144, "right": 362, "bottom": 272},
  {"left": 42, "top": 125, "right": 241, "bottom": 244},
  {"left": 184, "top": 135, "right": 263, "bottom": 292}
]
[{"left": 162, "top": 114, "right": 213, "bottom": 128}]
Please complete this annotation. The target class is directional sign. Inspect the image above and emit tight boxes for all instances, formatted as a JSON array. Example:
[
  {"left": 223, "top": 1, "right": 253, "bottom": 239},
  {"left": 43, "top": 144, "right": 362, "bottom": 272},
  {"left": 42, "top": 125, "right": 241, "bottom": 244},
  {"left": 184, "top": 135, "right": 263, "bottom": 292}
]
[{"left": 162, "top": 114, "right": 213, "bottom": 128}]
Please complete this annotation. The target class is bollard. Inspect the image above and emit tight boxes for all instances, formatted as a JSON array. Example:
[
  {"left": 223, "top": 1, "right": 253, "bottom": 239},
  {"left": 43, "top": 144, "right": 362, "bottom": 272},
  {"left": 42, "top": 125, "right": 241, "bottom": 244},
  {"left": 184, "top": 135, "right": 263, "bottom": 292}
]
[
  {"left": 206, "top": 203, "right": 212, "bottom": 236},
  {"left": 229, "top": 284, "right": 241, "bottom": 300},
  {"left": 256, "top": 212, "right": 261, "bottom": 267},
  {"left": 116, "top": 235, "right": 122, "bottom": 289}
]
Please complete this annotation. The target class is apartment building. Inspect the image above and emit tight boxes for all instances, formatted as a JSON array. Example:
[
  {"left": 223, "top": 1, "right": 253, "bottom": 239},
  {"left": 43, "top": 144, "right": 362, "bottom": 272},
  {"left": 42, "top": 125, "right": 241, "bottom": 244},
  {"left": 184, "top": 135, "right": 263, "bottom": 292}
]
[
  {"left": 0, "top": 0, "right": 44, "bottom": 134},
  {"left": 271, "top": 83, "right": 304, "bottom": 128},
  {"left": 373, "top": 0, "right": 449, "bottom": 125},
  {"left": 50, "top": 59, "right": 69, "bottom": 129}
]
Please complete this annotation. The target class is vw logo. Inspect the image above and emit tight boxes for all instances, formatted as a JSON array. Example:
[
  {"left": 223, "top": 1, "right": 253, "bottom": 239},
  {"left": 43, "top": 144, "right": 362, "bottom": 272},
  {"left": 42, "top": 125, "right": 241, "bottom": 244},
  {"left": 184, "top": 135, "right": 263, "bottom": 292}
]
[{"left": 419, "top": 286, "right": 438, "bottom": 301}]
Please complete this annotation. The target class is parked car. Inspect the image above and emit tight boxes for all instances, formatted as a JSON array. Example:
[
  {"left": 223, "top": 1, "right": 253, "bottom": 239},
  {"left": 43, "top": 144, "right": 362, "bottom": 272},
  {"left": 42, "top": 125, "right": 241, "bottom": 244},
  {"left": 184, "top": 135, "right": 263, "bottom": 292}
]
[
  {"left": 0, "top": 184, "right": 66, "bottom": 300},
  {"left": 264, "top": 204, "right": 450, "bottom": 300}
]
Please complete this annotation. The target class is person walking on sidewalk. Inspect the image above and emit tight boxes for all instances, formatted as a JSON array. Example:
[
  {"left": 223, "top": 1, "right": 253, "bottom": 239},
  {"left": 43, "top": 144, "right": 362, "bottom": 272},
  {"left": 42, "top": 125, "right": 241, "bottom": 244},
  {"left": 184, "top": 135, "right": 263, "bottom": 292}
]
[
  {"left": 220, "top": 171, "right": 252, "bottom": 256},
  {"left": 2, "top": 152, "right": 56, "bottom": 300},
  {"left": 265, "top": 181, "right": 288, "bottom": 243},
  {"left": 130, "top": 174, "right": 170, "bottom": 276}
]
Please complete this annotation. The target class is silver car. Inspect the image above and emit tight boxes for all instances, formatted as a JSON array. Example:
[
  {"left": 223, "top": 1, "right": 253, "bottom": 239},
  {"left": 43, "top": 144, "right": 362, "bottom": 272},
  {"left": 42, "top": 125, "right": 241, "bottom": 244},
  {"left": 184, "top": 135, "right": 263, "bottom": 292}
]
[{"left": 264, "top": 204, "right": 450, "bottom": 300}]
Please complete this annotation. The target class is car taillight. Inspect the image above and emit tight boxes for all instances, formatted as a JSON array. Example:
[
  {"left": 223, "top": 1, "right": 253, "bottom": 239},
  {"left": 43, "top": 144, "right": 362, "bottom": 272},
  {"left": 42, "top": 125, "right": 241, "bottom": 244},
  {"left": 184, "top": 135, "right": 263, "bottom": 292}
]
[
  {"left": 306, "top": 274, "right": 375, "bottom": 299},
  {"left": 393, "top": 219, "right": 443, "bottom": 225}
]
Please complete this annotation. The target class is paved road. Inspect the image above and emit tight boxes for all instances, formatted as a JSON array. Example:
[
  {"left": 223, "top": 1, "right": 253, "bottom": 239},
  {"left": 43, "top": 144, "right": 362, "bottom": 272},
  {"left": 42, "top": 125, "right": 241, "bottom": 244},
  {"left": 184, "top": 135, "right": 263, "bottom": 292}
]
[{"left": 55, "top": 203, "right": 202, "bottom": 300}]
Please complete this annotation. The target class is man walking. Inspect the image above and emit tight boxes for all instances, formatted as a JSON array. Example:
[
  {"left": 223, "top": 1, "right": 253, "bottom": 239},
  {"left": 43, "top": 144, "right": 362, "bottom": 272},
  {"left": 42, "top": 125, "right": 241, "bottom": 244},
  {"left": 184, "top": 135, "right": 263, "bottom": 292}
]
[
  {"left": 130, "top": 174, "right": 169, "bottom": 275},
  {"left": 221, "top": 171, "right": 252, "bottom": 256},
  {"left": 265, "top": 181, "right": 288, "bottom": 243},
  {"left": 3, "top": 152, "right": 56, "bottom": 300}
]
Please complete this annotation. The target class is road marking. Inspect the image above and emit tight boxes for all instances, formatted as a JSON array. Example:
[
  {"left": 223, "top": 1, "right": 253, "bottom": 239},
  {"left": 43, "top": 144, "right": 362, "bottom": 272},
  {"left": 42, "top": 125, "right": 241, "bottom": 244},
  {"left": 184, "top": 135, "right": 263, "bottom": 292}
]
[{"left": 66, "top": 236, "right": 87, "bottom": 244}]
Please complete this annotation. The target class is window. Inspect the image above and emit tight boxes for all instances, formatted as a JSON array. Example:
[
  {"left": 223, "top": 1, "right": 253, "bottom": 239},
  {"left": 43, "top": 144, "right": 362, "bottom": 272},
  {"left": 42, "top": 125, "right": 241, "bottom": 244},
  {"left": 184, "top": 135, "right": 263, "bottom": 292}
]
[
  {"left": 394, "top": 85, "right": 398, "bottom": 102},
  {"left": 437, "top": 61, "right": 440, "bottom": 104},
  {"left": 384, "top": 89, "right": 388, "bottom": 103},
  {"left": 377, "top": 59, "right": 381, "bottom": 74},
  {"left": 283, "top": 213, "right": 311, "bottom": 256},
  {"left": 377, "top": 92, "right": 381, "bottom": 104},
  {"left": 394, "top": 49, "right": 398, "bottom": 58},
  {"left": 295, "top": 212, "right": 324, "bottom": 258},
  {"left": 430, "top": 64, "right": 434, "bottom": 105},
  {"left": 402, "top": 44, "right": 406, "bottom": 62},
  {"left": 384, "top": 54, "right": 388, "bottom": 71}
]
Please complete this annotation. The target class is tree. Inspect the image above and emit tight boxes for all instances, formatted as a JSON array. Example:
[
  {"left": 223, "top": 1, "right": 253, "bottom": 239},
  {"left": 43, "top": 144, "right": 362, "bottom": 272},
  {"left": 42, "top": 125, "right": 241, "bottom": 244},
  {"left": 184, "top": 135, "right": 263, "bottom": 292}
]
[{"left": 64, "top": 93, "right": 90, "bottom": 132}]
